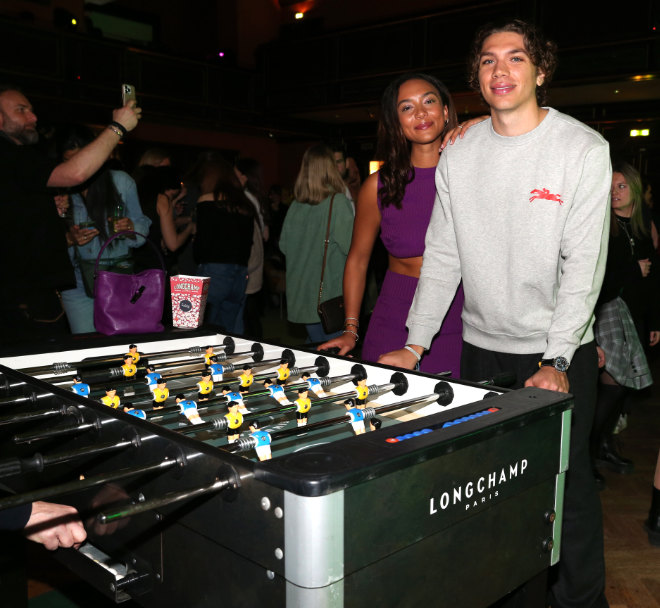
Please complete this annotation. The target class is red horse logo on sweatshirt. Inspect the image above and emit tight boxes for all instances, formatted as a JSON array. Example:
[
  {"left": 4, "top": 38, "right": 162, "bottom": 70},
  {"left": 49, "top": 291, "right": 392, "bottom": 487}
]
[{"left": 529, "top": 188, "right": 564, "bottom": 205}]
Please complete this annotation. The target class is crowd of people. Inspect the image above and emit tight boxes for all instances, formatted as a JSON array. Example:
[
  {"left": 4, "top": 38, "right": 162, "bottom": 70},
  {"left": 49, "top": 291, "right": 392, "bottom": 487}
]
[{"left": 1, "top": 15, "right": 659, "bottom": 608}]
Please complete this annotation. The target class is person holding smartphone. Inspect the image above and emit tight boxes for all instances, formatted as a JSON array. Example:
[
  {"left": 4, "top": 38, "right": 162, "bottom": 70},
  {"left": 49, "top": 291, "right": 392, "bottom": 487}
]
[{"left": 0, "top": 84, "right": 141, "bottom": 343}]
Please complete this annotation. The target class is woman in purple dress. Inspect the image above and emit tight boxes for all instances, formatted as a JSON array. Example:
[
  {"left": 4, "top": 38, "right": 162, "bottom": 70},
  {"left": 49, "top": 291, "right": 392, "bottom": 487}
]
[{"left": 320, "top": 73, "right": 479, "bottom": 375}]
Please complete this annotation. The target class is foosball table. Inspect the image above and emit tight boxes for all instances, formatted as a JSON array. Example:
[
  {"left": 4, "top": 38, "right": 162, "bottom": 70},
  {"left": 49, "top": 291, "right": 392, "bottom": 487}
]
[{"left": 0, "top": 331, "right": 572, "bottom": 607}]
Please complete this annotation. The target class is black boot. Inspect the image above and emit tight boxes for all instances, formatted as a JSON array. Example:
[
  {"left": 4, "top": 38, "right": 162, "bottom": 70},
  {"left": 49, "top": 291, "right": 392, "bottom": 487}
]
[
  {"left": 597, "top": 436, "right": 634, "bottom": 474},
  {"left": 645, "top": 486, "right": 660, "bottom": 546}
]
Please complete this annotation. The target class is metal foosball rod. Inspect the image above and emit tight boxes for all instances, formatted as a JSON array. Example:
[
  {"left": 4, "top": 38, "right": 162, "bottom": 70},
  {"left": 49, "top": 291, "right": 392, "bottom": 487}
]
[
  {"left": 0, "top": 436, "right": 139, "bottom": 480},
  {"left": 229, "top": 381, "right": 455, "bottom": 456},
  {"left": 0, "top": 458, "right": 180, "bottom": 511},
  {"left": 14, "top": 338, "right": 236, "bottom": 379},
  {"left": 12, "top": 408, "right": 106, "bottom": 444},
  {"left": 0, "top": 403, "right": 80, "bottom": 427},
  {"left": 179, "top": 372, "right": 409, "bottom": 436},
  {"left": 97, "top": 477, "right": 232, "bottom": 524},
  {"left": 136, "top": 356, "right": 332, "bottom": 416}
]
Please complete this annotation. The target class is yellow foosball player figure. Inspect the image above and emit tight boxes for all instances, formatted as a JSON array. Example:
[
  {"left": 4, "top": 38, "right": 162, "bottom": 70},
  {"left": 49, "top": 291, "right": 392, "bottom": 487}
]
[
  {"left": 196, "top": 370, "right": 214, "bottom": 402},
  {"left": 121, "top": 355, "right": 137, "bottom": 378},
  {"left": 238, "top": 364, "right": 254, "bottom": 391},
  {"left": 204, "top": 345, "right": 216, "bottom": 366},
  {"left": 125, "top": 344, "right": 141, "bottom": 364},
  {"left": 354, "top": 377, "right": 369, "bottom": 405},
  {"left": 276, "top": 359, "right": 290, "bottom": 386},
  {"left": 225, "top": 401, "right": 244, "bottom": 443},
  {"left": 152, "top": 379, "right": 169, "bottom": 409},
  {"left": 101, "top": 387, "right": 120, "bottom": 409},
  {"left": 249, "top": 422, "right": 272, "bottom": 461},
  {"left": 175, "top": 394, "right": 203, "bottom": 425},
  {"left": 295, "top": 388, "right": 311, "bottom": 427}
]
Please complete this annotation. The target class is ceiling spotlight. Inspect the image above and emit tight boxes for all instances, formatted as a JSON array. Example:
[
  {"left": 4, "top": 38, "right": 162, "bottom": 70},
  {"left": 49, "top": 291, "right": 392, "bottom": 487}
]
[{"left": 295, "top": 12, "right": 304, "bottom": 19}]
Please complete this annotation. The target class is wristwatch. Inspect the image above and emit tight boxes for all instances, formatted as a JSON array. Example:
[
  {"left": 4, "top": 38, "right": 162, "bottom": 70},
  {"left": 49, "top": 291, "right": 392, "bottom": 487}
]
[{"left": 539, "top": 357, "right": 570, "bottom": 373}]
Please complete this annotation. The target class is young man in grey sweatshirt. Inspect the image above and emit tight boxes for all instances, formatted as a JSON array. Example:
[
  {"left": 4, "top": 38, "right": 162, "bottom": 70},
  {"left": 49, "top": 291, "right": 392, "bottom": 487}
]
[{"left": 380, "top": 19, "right": 611, "bottom": 608}]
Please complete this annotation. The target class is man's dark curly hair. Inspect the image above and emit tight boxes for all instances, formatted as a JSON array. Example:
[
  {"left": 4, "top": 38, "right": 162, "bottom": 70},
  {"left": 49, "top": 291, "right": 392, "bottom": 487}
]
[{"left": 467, "top": 19, "right": 557, "bottom": 106}]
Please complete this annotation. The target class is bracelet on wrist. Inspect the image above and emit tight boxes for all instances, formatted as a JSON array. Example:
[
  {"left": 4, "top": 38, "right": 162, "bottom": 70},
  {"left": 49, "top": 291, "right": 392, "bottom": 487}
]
[
  {"left": 107, "top": 125, "right": 123, "bottom": 138},
  {"left": 343, "top": 329, "right": 359, "bottom": 341},
  {"left": 404, "top": 345, "right": 422, "bottom": 363},
  {"left": 344, "top": 317, "right": 359, "bottom": 325},
  {"left": 109, "top": 120, "right": 128, "bottom": 136},
  {"left": 344, "top": 322, "right": 358, "bottom": 329}
]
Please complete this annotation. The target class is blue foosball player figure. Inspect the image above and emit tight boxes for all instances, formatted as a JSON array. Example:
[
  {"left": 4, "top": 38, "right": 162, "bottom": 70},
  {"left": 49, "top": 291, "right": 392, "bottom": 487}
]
[
  {"left": 301, "top": 372, "right": 327, "bottom": 397},
  {"left": 208, "top": 356, "right": 225, "bottom": 382},
  {"left": 124, "top": 407, "right": 147, "bottom": 420},
  {"left": 263, "top": 379, "right": 292, "bottom": 405},
  {"left": 344, "top": 398, "right": 366, "bottom": 435},
  {"left": 71, "top": 376, "right": 90, "bottom": 397},
  {"left": 222, "top": 385, "right": 249, "bottom": 414},
  {"left": 175, "top": 394, "right": 203, "bottom": 425},
  {"left": 249, "top": 422, "right": 272, "bottom": 461},
  {"left": 144, "top": 365, "right": 162, "bottom": 393}
]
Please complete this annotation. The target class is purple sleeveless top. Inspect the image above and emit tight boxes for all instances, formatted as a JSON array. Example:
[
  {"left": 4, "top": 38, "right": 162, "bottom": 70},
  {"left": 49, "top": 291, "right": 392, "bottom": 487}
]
[{"left": 378, "top": 166, "right": 436, "bottom": 258}]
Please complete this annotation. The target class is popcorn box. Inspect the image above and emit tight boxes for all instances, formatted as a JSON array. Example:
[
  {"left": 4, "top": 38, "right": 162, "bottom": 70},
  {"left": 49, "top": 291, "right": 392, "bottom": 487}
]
[{"left": 170, "top": 275, "right": 210, "bottom": 329}]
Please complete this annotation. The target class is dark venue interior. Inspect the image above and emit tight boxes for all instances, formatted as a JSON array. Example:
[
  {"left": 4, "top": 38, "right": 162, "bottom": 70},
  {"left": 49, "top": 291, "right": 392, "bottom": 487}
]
[{"left": 1, "top": 0, "right": 659, "bottom": 606}]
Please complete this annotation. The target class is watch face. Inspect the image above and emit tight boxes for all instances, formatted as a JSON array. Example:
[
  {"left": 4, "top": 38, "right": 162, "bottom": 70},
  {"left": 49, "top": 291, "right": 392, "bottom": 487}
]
[{"left": 554, "top": 357, "right": 570, "bottom": 372}]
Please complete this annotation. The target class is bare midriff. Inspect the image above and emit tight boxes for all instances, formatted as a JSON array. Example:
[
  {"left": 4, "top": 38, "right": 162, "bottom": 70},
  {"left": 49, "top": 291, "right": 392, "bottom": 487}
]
[{"left": 388, "top": 254, "right": 423, "bottom": 278}]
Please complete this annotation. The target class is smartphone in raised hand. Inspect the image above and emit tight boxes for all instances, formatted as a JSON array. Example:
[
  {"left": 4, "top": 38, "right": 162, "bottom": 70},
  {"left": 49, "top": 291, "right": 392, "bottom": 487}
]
[{"left": 121, "top": 83, "right": 136, "bottom": 106}]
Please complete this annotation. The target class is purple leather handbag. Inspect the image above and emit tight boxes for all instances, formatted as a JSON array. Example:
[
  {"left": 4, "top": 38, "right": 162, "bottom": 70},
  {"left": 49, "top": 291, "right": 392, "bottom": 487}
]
[{"left": 93, "top": 231, "right": 166, "bottom": 335}]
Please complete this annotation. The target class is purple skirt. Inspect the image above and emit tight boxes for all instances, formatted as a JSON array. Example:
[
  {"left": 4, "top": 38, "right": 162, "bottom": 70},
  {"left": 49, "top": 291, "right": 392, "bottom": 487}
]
[{"left": 361, "top": 270, "right": 463, "bottom": 376}]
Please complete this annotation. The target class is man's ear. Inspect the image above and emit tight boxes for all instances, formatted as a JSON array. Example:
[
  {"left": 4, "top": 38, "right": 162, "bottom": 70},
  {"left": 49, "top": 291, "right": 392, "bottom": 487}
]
[{"left": 536, "top": 70, "right": 546, "bottom": 87}]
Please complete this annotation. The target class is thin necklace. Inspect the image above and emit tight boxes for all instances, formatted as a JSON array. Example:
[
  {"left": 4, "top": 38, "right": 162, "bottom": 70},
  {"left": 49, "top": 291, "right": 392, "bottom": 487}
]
[{"left": 615, "top": 215, "right": 635, "bottom": 256}]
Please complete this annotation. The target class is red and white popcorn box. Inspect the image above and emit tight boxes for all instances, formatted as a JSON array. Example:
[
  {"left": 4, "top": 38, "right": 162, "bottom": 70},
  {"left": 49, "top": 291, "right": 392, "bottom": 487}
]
[{"left": 170, "top": 275, "right": 210, "bottom": 329}]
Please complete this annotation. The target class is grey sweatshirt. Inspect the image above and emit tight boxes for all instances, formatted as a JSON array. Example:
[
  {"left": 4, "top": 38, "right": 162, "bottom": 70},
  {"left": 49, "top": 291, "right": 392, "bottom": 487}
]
[{"left": 407, "top": 108, "right": 611, "bottom": 363}]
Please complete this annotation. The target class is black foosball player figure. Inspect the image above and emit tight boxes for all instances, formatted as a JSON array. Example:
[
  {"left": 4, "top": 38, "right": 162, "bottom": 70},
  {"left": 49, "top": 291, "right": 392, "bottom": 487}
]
[
  {"left": 276, "top": 359, "right": 290, "bottom": 386},
  {"left": 101, "top": 387, "right": 120, "bottom": 409},
  {"left": 225, "top": 401, "right": 244, "bottom": 443},
  {"left": 344, "top": 398, "right": 366, "bottom": 435},
  {"left": 196, "top": 370, "right": 214, "bottom": 402},
  {"left": 121, "top": 355, "right": 137, "bottom": 379},
  {"left": 152, "top": 379, "right": 169, "bottom": 409},
  {"left": 263, "top": 378, "right": 292, "bottom": 405},
  {"left": 295, "top": 388, "right": 311, "bottom": 427},
  {"left": 125, "top": 344, "right": 142, "bottom": 365},
  {"left": 249, "top": 422, "right": 272, "bottom": 461},
  {"left": 175, "top": 394, "right": 203, "bottom": 425},
  {"left": 204, "top": 345, "right": 216, "bottom": 366},
  {"left": 221, "top": 385, "right": 249, "bottom": 414},
  {"left": 208, "top": 356, "right": 225, "bottom": 382},
  {"left": 70, "top": 376, "right": 90, "bottom": 398}
]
